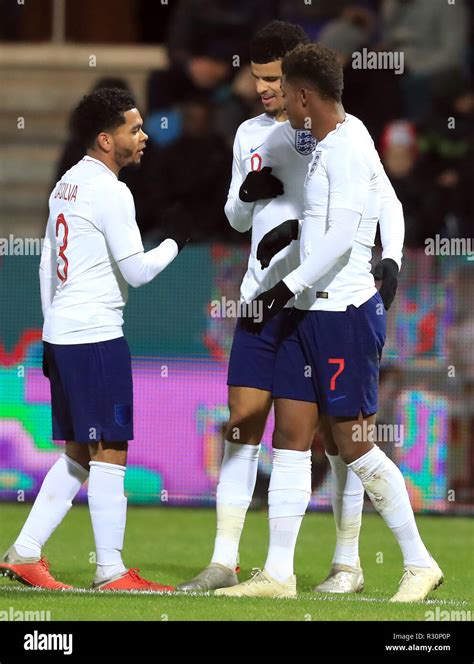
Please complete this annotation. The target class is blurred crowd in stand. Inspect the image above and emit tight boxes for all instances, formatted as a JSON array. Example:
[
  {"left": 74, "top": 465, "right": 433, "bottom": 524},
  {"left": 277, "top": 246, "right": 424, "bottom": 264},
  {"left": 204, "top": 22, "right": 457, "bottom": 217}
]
[{"left": 53, "top": 0, "right": 473, "bottom": 247}]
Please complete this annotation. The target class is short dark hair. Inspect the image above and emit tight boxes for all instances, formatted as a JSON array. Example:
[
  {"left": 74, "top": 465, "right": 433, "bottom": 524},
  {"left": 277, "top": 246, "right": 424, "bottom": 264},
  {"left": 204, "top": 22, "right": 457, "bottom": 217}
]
[
  {"left": 282, "top": 43, "right": 344, "bottom": 102},
  {"left": 250, "top": 20, "right": 309, "bottom": 64},
  {"left": 70, "top": 87, "right": 136, "bottom": 149}
]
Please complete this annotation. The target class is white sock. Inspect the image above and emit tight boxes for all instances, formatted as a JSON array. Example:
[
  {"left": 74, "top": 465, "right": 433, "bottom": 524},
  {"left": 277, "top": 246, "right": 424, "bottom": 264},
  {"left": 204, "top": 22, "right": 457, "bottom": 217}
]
[
  {"left": 14, "top": 453, "right": 89, "bottom": 559},
  {"left": 88, "top": 461, "right": 128, "bottom": 583},
  {"left": 326, "top": 452, "right": 364, "bottom": 567},
  {"left": 211, "top": 441, "right": 260, "bottom": 569},
  {"left": 264, "top": 449, "right": 311, "bottom": 583},
  {"left": 348, "top": 446, "right": 432, "bottom": 568}
]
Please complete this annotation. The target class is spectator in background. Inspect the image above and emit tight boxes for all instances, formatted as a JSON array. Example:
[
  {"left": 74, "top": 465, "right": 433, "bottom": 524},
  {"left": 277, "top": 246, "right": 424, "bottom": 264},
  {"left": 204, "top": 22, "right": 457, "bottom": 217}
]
[
  {"left": 222, "top": 64, "right": 262, "bottom": 126},
  {"left": 279, "top": 0, "right": 381, "bottom": 40},
  {"left": 166, "top": 0, "right": 273, "bottom": 67},
  {"left": 146, "top": 0, "right": 274, "bottom": 147},
  {"left": 380, "top": 120, "right": 423, "bottom": 247},
  {"left": 381, "top": 0, "right": 469, "bottom": 123},
  {"left": 131, "top": 97, "right": 238, "bottom": 244},
  {"left": 380, "top": 120, "right": 445, "bottom": 247},
  {"left": 318, "top": 6, "right": 402, "bottom": 144},
  {"left": 418, "top": 87, "right": 474, "bottom": 240}
]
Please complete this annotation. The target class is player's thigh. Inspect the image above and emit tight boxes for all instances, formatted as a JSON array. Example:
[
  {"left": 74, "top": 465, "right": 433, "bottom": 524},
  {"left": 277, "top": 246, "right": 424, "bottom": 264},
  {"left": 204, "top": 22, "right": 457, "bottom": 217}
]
[
  {"left": 328, "top": 412, "right": 376, "bottom": 464},
  {"left": 226, "top": 385, "right": 272, "bottom": 444},
  {"left": 227, "top": 308, "right": 291, "bottom": 395},
  {"left": 65, "top": 441, "right": 91, "bottom": 470},
  {"left": 273, "top": 398, "right": 318, "bottom": 452}
]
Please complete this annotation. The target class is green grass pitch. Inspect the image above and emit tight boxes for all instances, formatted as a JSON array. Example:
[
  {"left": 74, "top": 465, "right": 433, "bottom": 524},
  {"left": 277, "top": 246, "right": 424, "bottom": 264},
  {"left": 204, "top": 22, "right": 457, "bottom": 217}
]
[{"left": 0, "top": 504, "right": 472, "bottom": 621}]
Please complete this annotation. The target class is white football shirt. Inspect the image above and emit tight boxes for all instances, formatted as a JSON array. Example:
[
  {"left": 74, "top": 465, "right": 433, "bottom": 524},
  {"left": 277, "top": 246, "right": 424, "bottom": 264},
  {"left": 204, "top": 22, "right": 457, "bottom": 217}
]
[
  {"left": 225, "top": 113, "right": 316, "bottom": 303},
  {"left": 284, "top": 114, "right": 403, "bottom": 311},
  {"left": 42, "top": 156, "right": 144, "bottom": 344}
]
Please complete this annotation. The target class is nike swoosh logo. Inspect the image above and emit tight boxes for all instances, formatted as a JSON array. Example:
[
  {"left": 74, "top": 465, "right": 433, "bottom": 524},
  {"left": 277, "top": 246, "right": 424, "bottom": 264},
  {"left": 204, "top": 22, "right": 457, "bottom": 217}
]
[
  {"left": 250, "top": 144, "right": 264, "bottom": 154},
  {"left": 328, "top": 395, "right": 347, "bottom": 403},
  {"left": 267, "top": 299, "right": 275, "bottom": 309}
]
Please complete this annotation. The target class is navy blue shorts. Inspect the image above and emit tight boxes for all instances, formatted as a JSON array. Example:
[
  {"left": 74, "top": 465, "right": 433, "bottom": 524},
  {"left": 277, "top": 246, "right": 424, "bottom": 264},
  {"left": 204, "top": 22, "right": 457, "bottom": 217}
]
[
  {"left": 227, "top": 308, "right": 313, "bottom": 400},
  {"left": 43, "top": 336, "right": 134, "bottom": 443},
  {"left": 272, "top": 293, "right": 386, "bottom": 417}
]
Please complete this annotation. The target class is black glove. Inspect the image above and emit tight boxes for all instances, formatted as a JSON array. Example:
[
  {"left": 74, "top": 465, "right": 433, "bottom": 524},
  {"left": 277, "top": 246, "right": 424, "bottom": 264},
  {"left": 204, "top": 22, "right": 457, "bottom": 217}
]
[
  {"left": 257, "top": 219, "right": 299, "bottom": 269},
  {"left": 239, "top": 166, "right": 284, "bottom": 202},
  {"left": 373, "top": 258, "right": 399, "bottom": 310},
  {"left": 241, "top": 280, "right": 294, "bottom": 333},
  {"left": 162, "top": 202, "right": 192, "bottom": 252}
]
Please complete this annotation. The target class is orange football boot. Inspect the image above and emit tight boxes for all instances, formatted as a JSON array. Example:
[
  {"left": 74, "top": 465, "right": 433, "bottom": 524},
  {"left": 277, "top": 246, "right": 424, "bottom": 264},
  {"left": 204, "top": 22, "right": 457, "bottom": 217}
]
[
  {"left": 0, "top": 546, "right": 72, "bottom": 590},
  {"left": 93, "top": 568, "right": 174, "bottom": 592}
]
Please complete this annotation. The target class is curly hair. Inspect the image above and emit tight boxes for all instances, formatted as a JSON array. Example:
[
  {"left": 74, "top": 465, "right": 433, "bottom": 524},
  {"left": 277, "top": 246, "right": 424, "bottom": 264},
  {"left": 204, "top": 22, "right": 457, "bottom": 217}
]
[
  {"left": 250, "top": 20, "right": 309, "bottom": 64},
  {"left": 70, "top": 87, "right": 136, "bottom": 149},
  {"left": 282, "top": 43, "right": 343, "bottom": 102}
]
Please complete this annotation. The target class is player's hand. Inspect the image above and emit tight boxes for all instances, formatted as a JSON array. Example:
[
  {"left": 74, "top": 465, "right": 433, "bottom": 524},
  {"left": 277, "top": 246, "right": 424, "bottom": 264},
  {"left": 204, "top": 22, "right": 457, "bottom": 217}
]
[
  {"left": 239, "top": 167, "right": 284, "bottom": 203},
  {"left": 373, "top": 258, "right": 399, "bottom": 310},
  {"left": 163, "top": 202, "right": 192, "bottom": 252},
  {"left": 257, "top": 219, "right": 299, "bottom": 269},
  {"left": 241, "top": 280, "right": 294, "bottom": 333}
]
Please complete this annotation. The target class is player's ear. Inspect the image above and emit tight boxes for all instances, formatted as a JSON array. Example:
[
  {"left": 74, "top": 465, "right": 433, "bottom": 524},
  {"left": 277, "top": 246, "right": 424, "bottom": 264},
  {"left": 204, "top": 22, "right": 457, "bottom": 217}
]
[
  {"left": 97, "top": 131, "right": 112, "bottom": 153},
  {"left": 300, "top": 87, "right": 308, "bottom": 108}
]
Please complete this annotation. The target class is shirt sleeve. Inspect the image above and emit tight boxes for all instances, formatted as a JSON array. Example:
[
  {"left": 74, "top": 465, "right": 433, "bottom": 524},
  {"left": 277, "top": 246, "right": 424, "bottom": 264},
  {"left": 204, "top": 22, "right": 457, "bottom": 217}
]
[
  {"left": 379, "top": 176, "right": 404, "bottom": 270},
  {"left": 283, "top": 208, "right": 362, "bottom": 295},
  {"left": 116, "top": 238, "right": 179, "bottom": 288},
  {"left": 224, "top": 130, "right": 255, "bottom": 232},
  {"left": 96, "top": 180, "right": 144, "bottom": 262},
  {"left": 39, "top": 215, "right": 58, "bottom": 318}
]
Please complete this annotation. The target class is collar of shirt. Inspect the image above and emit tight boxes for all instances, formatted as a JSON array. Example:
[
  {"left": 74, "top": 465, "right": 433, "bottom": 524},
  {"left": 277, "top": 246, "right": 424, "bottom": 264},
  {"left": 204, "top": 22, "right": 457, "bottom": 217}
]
[{"left": 81, "top": 155, "right": 117, "bottom": 178}]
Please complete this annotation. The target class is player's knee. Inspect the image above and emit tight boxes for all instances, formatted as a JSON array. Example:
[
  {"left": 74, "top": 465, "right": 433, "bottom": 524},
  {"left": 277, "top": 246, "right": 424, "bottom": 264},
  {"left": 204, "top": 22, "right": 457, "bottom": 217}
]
[
  {"left": 338, "top": 449, "right": 353, "bottom": 464},
  {"left": 337, "top": 445, "right": 368, "bottom": 465},
  {"left": 225, "top": 421, "right": 263, "bottom": 444},
  {"left": 226, "top": 409, "right": 266, "bottom": 444},
  {"left": 65, "top": 443, "right": 90, "bottom": 470},
  {"left": 65, "top": 453, "right": 90, "bottom": 471},
  {"left": 272, "top": 425, "right": 312, "bottom": 451}
]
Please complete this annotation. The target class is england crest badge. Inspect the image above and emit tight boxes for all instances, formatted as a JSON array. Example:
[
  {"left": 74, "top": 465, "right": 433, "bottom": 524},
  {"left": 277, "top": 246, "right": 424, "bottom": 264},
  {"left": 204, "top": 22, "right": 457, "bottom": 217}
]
[{"left": 295, "top": 130, "right": 316, "bottom": 155}]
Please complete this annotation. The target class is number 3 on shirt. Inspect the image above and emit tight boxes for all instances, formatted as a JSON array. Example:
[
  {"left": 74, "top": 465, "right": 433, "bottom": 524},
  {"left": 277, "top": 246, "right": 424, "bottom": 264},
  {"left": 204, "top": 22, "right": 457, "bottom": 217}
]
[{"left": 56, "top": 213, "right": 69, "bottom": 283}]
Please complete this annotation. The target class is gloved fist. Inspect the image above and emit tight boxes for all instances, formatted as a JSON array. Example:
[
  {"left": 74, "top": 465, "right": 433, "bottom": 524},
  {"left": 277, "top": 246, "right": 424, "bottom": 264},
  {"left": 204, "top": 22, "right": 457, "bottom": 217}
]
[
  {"left": 241, "top": 280, "right": 294, "bottom": 333},
  {"left": 373, "top": 258, "right": 399, "bottom": 310},
  {"left": 239, "top": 166, "right": 284, "bottom": 203},
  {"left": 257, "top": 219, "right": 299, "bottom": 269},
  {"left": 162, "top": 202, "right": 192, "bottom": 252}
]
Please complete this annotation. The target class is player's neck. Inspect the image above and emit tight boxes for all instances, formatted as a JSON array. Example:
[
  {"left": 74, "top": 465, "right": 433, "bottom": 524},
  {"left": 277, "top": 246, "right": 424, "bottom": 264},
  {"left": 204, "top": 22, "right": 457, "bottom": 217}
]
[
  {"left": 267, "top": 109, "right": 288, "bottom": 123},
  {"left": 86, "top": 149, "right": 120, "bottom": 177},
  {"left": 311, "top": 103, "right": 346, "bottom": 141}
]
